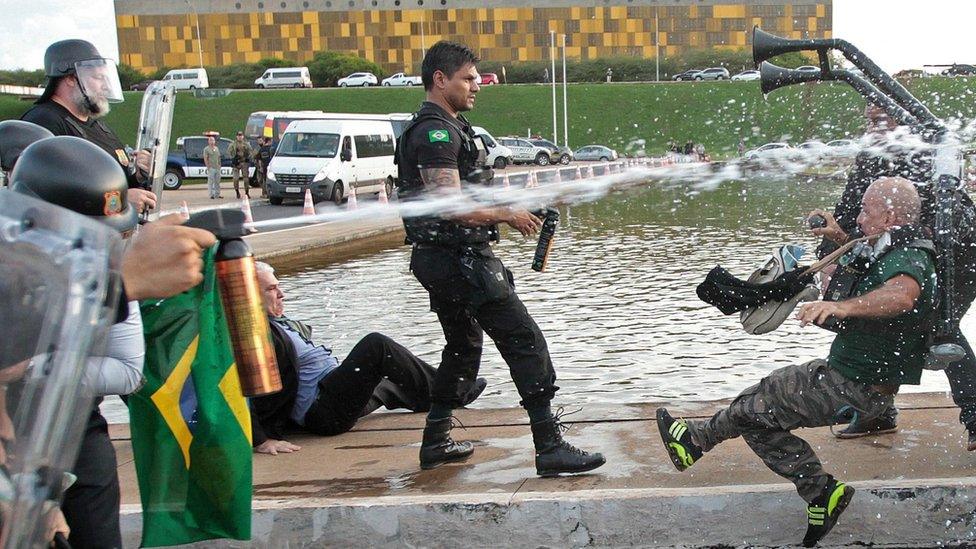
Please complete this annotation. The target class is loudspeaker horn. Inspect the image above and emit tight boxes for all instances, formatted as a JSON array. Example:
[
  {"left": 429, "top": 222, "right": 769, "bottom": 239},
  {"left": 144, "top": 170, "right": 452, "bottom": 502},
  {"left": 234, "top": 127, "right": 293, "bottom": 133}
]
[{"left": 759, "top": 61, "right": 823, "bottom": 95}]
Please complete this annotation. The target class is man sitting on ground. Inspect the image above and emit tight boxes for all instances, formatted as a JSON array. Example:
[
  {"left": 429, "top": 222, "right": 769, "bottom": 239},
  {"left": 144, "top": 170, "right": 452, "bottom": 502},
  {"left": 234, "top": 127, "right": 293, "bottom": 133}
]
[
  {"left": 251, "top": 262, "right": 486, "bottom": 455},
  {"left": 656, "top": 177, "right": 937, "bottom": 547}
]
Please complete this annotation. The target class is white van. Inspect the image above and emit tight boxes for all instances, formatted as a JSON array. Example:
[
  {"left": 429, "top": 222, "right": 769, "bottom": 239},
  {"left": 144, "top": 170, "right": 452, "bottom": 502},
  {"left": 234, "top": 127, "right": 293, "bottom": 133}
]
[
  {"left": 472, "top": 126, "right": 515, "bottom": 169},
  {"left": 162, "top": 68, "right": 209, "bottom": 91},
  {"left": 266, "top": 119, "right": 397, "bottom": 205},
  {"left": 254, "top": 67, "right": 312, "bottom": 89}
]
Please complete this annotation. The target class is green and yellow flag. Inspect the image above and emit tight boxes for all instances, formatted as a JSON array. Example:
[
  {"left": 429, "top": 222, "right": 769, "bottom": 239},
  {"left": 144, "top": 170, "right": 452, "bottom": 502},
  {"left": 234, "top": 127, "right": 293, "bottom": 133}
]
[{"left": 129, "top": 249, "right": 252, "bottom": 547}]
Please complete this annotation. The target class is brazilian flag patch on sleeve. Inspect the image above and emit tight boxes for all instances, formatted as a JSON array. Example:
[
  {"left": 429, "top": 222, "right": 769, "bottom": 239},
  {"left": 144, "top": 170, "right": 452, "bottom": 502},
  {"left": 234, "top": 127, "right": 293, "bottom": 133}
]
[{"left": 428, "top": 129, "right": 451, "bottom": 143}]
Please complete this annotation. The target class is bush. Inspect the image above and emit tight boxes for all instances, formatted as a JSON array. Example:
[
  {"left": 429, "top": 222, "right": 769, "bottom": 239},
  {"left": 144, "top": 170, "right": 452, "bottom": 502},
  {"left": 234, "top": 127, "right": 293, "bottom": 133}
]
[
  {"left": 117, "top": 63, "right": 147, "bottom": 90},
  {"left": 307, "top": 51, "right": 385, "bottom": 87}
]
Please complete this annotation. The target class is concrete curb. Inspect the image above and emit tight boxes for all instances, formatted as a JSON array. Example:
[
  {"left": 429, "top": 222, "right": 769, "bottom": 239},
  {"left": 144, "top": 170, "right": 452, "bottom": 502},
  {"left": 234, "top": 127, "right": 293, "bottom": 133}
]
[{"left": 120, "top": 477, "right": 976, "bottom": 547}]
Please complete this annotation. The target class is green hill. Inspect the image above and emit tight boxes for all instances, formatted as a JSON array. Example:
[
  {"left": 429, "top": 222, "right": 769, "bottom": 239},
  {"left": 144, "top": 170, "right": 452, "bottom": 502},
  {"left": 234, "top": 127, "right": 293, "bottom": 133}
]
[{"left": 2, "top": 78, "right": 973, "bottom": 159}]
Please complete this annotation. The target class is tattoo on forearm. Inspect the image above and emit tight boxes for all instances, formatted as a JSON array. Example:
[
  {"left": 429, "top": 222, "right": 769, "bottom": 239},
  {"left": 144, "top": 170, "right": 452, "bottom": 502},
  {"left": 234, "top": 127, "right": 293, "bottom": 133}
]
[{"left": 420, "top": 168, "right": 462, "bottom": 191}]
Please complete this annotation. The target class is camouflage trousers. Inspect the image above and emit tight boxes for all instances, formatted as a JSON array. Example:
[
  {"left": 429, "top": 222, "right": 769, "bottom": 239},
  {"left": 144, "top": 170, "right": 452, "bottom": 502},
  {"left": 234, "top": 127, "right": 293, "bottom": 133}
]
[{"left": 686, "top": 359, "right": 893, "bottom": 502}]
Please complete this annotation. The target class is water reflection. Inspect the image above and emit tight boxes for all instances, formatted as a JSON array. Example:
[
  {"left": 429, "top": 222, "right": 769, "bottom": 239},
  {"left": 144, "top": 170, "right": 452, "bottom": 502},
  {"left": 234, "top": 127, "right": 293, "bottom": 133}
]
[{"left": 280, "top": 177, "right": 957, "bottom": 407}]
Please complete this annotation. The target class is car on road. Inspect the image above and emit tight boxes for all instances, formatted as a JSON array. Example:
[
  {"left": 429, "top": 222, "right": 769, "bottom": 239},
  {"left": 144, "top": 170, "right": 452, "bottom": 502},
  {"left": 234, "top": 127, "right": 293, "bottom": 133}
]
[
  {"left": 472, "top": 126, "right": 515, "bottom": 169},
  {"left": 695, "top": 67, "right": 730, "bottom": 81},
  {"left": 163, "top": 135, "right": 255, "bottom": 190},
  {"left": 529, "top": 138, "right": 573, "bottom": 165},
  {"left": 573, "top": 145, "right": 618, "bottom": 162},
  {"left": 825, "top": 138, "right": 859, "bottom": 156},
  {"left": 498, "top": 137, "right": 555, "bottom": 166},
  {"left": 478, "top": 73, "right": 499, "bottom": 85},
  {"left": 337, "top": 72, "right": 378, "bottom": 87},
  {"left": 744, "top": 142, "right": 793, "bottom": 160},
  {"left": 673, "top": 69, "right": 701, "bottom": 81},
  {"left": 129, "top": 80, "right": 155, "bottom": 91},
  {"left": 731, "top": 70, "right": 760, "bottom": 82},
  {"left": 942, "top": 64, "right": 976, "bottom": 77},
  {"left": 254, "top": 67, "right": 312, "bottom": 88},
  {"left": 381, "top": 72, "right": 422, "bottom": 86}
]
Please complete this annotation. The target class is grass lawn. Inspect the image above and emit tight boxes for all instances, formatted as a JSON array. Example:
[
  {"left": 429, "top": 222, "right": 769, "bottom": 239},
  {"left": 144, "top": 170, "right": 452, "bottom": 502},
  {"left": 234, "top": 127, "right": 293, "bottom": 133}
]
[{"left": 1, "top": 78, "right": 973, "bottom": 159}]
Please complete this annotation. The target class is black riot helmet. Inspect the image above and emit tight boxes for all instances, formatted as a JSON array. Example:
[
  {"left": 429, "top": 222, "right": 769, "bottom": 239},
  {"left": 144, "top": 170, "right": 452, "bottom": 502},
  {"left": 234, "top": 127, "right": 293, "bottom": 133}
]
[
  {"left": 0, "top": 120, "right": 54, "bottom": 172},
  {"left": 37, "top": 39, "right": 124, "bottom": 106},
  {"left": 10, "top": 136, "right": 138, "bottom": 234}
]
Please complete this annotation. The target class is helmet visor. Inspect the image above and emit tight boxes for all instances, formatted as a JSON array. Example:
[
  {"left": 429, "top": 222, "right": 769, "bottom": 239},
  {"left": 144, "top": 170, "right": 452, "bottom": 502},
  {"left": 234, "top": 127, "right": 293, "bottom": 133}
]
[{"left": 74, "top": 58, "right": 124, "bottom": 104}]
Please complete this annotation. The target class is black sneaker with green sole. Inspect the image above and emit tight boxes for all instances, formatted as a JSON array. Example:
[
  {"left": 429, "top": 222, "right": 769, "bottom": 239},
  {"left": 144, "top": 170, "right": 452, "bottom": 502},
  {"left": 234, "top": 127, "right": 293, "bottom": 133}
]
[
  {"left": 802, "top": 479, "right": 855, "bottom": 547},
  {"left": 655, "top": 408, "right": 703, "bottom": 472}
]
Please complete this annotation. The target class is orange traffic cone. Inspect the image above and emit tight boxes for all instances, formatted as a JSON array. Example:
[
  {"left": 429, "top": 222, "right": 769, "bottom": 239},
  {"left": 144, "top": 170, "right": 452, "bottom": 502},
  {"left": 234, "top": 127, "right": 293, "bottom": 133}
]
[
  {"left": 302, "top": 188, "right": 315, "bottom": 216},
  {"left": 241, "top": 195, "right": 253, "bottom": 224},
  {"left": 587, "top": 165, "right": 595, "bottom": 178},
  {"left": 552, "top": 168, "right": 562, "bottom": 183},
  {"left": 526, "top": 171, "right": 538, "bottom": 188},
  {"left": 501, "top": 173, "right": 510, "bottom": 189},
  {"left": 378, "top": 187, "right": 389, "bottom": 205},
  {"left": 575, "top": 166, "right": 583, "bottom": 179},
  {"left": 179, "top": 200, "right": 190, "bottom": 220},
  {"left": 347, "top": 185, "right": 358, "bottom": 210}
]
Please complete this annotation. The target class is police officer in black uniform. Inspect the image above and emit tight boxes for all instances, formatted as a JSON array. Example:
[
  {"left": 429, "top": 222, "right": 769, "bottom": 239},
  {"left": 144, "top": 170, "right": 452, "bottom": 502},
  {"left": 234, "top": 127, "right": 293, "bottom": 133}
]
[
  {"left": 811, "top": 104, "right": 976, "bottom": 448},
  {"left": 21, "top": 39, "right": 157, "bottom": 215},
  {"left": 396, "top": 41, "right": 605, "bottom": 477}
]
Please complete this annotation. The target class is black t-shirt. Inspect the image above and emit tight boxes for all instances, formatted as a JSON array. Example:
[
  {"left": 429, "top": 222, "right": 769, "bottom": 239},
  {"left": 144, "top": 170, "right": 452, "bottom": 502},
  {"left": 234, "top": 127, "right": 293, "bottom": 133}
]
[
  {"left": 398, "top": 101, "right": 468, "bottom": 193},
  {"left": 21, "top": 100, "right": 140, "bottom": 188}
]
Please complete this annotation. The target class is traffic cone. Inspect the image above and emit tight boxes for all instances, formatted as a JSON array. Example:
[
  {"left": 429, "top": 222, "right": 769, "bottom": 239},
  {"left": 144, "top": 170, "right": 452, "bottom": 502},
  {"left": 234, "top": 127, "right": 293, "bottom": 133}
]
[
  {"left": 303, "top": 188, "right": 315, "bottom": 216},
  {"left": 501, "top": 172, "right": 510, "bottom": 189},
  {"left": 179, "top": 200, "right": 190, "bottom": 220},
  {"left": 527, "top": 171, "right": 538, "bottom": 188},
  {"left": 378, "top": 187, "right": 389, "bottom": 205},
  {"left": 587, "top": 165, "right": 595, "bottom": 178},
  {"left": 241, "top": 195, "right": 253, "bottom": 224},
  {"left": 575, "top": 166, "right": 583, "bottom": 179},
  {"left": 552, "top": 168, "right": 562, "bottom": 183},
  {"left": 347, "top": 185, "right": 358, "bottom": 210}
]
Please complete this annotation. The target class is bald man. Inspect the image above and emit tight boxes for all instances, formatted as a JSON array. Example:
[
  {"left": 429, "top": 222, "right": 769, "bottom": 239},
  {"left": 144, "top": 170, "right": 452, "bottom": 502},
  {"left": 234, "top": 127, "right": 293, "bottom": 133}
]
[{"left": 656, "top": 177, "right": 937, "bottom": 547}]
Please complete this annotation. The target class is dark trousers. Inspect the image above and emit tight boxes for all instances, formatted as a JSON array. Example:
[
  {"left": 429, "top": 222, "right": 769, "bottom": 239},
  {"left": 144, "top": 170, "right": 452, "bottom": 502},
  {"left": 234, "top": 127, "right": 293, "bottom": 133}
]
[
  {"left": 410, "top": 245, "right": 557, "bottom": 409},
  {"left": 61, "top": 408, "right": 122, "bottom": 549},
  {"left": 942, "top": 268, "right": 976, "bottom": 428},
  {"left": 302, "top": 333, "right": 436, "bottom": 436}
]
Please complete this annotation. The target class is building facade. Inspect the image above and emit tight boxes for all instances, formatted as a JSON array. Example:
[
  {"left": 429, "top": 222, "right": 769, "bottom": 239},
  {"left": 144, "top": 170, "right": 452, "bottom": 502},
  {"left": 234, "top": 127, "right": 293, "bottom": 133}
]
[{"left": 115, "top": 0, "right": 831, "bottom": 74}]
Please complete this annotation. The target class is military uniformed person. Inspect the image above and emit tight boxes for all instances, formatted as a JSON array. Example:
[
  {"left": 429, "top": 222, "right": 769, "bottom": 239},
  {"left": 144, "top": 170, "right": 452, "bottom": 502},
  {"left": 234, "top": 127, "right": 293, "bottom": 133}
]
[
  {"left": 21, "top": 39, "right": 157, "bottom": 215},
  {"left": 396, "top": 41, "right": 605, "bottom": 477}
]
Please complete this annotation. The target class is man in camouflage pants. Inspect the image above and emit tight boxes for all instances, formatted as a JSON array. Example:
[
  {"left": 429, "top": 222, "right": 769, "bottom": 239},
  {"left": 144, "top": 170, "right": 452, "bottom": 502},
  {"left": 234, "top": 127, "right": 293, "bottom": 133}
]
[{"left": 657, "top": 177, "right": 937, "bottom": 548}]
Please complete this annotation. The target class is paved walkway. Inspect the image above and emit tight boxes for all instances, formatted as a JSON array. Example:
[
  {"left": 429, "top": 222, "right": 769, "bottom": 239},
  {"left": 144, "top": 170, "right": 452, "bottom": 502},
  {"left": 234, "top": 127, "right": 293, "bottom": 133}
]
[{"left": 114, "top": 393, "right": 976, "bottom": 547}]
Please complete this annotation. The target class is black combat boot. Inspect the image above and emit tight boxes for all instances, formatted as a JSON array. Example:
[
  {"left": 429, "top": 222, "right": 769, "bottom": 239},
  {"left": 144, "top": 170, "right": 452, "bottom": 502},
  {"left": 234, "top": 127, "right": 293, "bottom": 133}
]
[
  {"left": 531, "top": 413, "right": 606, "bottom": 477},
  {"left": 419, "top": 417, "right": 474, "bottom": 470}
]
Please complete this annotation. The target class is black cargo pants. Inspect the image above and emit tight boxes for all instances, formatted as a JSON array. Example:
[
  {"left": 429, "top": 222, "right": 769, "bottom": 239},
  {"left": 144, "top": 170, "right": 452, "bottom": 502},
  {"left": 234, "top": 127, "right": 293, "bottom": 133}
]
[{"left": 410, "top": 244, "right": 557, "bottom": 409}]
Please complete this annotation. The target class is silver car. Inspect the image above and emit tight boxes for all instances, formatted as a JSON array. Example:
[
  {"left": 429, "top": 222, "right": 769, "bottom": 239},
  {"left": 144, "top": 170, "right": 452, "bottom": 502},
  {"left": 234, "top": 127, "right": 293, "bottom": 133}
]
[
  {"left": 696, "top": 67, "right": 730, "bottom": 81},
  {"left": 573, "top": 145, "right": 618, "bottom": 162},
  {"left": 498, "top": 137, "right": 554, "bottom": 166}
]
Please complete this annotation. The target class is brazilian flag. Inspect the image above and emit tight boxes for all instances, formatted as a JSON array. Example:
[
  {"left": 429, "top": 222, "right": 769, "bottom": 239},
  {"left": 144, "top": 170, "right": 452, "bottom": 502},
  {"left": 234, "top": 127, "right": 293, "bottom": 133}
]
[{"left": 129, "top": 249, "right": 252, "bottom": 547}]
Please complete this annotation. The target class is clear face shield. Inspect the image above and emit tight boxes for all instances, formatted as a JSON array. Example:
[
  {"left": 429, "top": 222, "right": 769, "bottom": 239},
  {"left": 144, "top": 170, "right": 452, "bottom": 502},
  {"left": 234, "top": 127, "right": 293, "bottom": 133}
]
[
  {"left": 0, "top": 192, "right": 123, "bottom": 547},
  {"left": 74, "top": 58, "right": 124, "bottom": 105}
]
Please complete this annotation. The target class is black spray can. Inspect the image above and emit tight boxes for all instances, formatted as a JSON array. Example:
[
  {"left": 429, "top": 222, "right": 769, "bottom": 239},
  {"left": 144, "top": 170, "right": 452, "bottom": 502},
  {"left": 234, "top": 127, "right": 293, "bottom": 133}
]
[{"left": 532, "top": 208, "right": 559, "bottom": 272}]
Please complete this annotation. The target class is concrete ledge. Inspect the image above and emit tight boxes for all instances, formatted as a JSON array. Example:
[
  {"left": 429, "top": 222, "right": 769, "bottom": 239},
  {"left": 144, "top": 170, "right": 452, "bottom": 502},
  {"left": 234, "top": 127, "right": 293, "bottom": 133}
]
[{"left": 121, "top": 478, "right": 976, "bottom": 547}]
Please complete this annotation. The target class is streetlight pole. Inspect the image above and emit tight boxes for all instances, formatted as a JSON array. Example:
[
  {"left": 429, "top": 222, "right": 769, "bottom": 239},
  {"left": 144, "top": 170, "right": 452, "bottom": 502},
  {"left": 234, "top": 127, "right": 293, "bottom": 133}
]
[
  {"left": 561, "top": 34, "right": 568, "bottom": 148},
  {"left": 184, "top": 0, "right": 204, "bottom": 68},
  {"left": 550, "top": 30, "right": 557, "bottom": 144},
  {"left": 655, "top": 7, "right": 660, "bottom": 82}
]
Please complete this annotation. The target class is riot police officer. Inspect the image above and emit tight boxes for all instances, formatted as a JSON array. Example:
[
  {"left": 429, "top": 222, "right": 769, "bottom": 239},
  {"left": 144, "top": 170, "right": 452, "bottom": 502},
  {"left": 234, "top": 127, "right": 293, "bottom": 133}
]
[
  {"left": 21, "top": 39, "right": 157, "bottom": 215},
  {"left": 0, "top": 120, "right": 53, "bottom": 186},
  {"left": 396, "top": 41, "right": 605, "bottom": 477}
]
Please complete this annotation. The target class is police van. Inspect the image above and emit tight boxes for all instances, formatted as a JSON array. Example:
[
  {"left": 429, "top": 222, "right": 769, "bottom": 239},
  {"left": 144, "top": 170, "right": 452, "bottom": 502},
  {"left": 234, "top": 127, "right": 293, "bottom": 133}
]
[
  {"left": 161, "top": 68, "right": 209, "bottom": 91},
  {"left": 266, "top": 119, "right": 397, "bottom": 205},
  {"left": 254, "top": 67, "right": 313, "bottom": 89}
]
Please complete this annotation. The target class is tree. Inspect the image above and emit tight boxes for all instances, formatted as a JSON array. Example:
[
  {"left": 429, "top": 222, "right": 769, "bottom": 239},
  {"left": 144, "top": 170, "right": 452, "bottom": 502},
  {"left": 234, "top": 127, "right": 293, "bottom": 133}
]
[
  {"left": 117, "top": 63, "right": 147, "bottom": 90},
  {"left": 307, "top": 51, "right": 385, "bottom": 87}
]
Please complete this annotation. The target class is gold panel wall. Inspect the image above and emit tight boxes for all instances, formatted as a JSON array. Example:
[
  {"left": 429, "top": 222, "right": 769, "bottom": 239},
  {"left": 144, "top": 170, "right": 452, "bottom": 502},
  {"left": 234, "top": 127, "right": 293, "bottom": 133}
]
[{"left": 116, "top": 3, "right": 831, "bottom": 73}]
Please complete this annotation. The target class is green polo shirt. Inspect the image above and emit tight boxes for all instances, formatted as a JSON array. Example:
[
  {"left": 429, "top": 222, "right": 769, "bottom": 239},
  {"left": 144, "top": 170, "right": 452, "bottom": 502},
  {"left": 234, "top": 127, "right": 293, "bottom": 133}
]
[{"left": 828, "top": 247, "right": 937, "bottom": 385}]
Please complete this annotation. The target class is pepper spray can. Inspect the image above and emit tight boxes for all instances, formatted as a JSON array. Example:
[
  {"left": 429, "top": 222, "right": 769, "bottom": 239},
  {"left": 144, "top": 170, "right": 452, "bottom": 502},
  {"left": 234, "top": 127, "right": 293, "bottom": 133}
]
[
  {"left": 531, "top": 208, "right": 559, "bottom": 272},
  {"left": 215, "top": 237, "right": 282, "bottom": 396}
]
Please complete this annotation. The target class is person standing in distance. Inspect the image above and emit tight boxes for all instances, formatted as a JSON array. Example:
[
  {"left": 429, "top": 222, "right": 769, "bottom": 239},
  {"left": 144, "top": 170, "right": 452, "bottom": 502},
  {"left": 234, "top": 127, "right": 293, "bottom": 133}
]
[
  {"left": 396, "top": 41, "right": 605, "bottom": 477},
  {"left": 227, "top": 131, "right": 254, "bottom": 199},
  {"left": 21, "top": 39, "right": 156, "bottom": 215},
  {"left": 203, "top": 134, "right": 223, "bottom": 199}
]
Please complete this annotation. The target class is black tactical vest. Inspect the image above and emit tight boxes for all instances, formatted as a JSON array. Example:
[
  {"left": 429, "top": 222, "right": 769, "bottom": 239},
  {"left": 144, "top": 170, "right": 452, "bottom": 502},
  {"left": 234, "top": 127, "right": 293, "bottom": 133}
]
[{"left": 395, "top": 104, "right": 497, "bottom": 246}]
